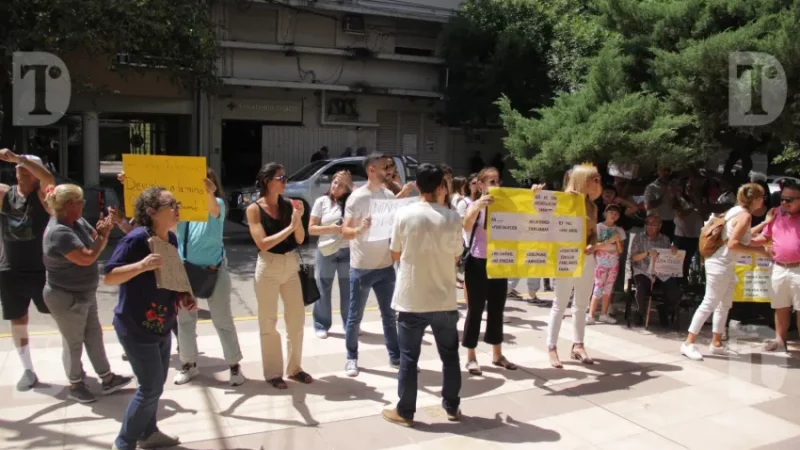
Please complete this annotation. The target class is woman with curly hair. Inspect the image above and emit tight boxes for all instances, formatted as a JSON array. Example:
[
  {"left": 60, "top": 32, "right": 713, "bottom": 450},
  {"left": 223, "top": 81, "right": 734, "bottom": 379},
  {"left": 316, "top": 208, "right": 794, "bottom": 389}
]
[{"left": 104, "top": 186, "right": 196, "bottom": 450}]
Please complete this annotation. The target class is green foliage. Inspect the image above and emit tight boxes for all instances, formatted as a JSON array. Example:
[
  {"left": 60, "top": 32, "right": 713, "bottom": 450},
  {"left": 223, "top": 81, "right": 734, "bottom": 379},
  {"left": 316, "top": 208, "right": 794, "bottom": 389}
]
[
  {"left": 442, "top": 0, "right": 608, "bottom": 126},
  {"left": 0, "top": 0, "right": 220, "bottom": 92},
  {"left": 499, "top": 0, "right": 800, "bottom": 182}
]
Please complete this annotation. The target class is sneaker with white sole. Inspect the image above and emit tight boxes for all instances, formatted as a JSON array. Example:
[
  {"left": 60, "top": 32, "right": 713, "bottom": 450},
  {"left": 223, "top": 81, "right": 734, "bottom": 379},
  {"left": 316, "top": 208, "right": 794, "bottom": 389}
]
[
  {"left": 709, "top": 344, "right": 729, "bottom": 356},
  {"left": 138, "top": 430, "right": 180, "bottom": 449},
  {"left": 598, "top": 314, "right": 617, "bottom": 325},
  {"left": 68, "top": 382, "right": 97, "bottom": 404},
  {"left": 585, "top": 314, "right": 596, "bottom": 325},
  {"left": 315, "top": 329, "right": 328, "bottom": 339},
  {"left": 345, "top": 360, "right": 359, "bottom": 377},
  {"left": 229, "top": 364, "right": 245, "bottom": 386},
  {"left": 173, "top": 363, "right": 199, "bottom": 385},
  {"left": 680, "top": 343, "right": 704, "bottom": 361},
  {"left": 101, "top": 374, "right": 134, "bottom": 395}
]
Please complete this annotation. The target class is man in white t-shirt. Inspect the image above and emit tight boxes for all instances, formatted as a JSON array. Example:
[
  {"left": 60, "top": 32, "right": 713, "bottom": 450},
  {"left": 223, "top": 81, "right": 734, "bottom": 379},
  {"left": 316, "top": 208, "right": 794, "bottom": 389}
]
[
  {"left": 341, "top": 153, "right": 400, "bottom": 377},
  {"left": 382, "top": 163, "right": 463, "bottom": 427}
]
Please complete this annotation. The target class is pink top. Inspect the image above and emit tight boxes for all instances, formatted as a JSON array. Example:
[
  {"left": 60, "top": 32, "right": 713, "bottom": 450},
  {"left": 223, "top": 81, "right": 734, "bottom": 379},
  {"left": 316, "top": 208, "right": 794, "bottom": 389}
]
[
  {"left": 464, "top": 199, "right": 488, "bottom": 259},
  {"left": 763, "top": 210, "right": 800, "bottom": 264}
]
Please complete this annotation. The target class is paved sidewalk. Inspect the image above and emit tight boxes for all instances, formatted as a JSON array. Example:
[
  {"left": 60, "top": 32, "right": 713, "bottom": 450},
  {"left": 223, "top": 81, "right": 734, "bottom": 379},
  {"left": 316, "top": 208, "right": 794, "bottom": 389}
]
[{"left": 1, "top": 299, "right": 799, "bottom": 450}]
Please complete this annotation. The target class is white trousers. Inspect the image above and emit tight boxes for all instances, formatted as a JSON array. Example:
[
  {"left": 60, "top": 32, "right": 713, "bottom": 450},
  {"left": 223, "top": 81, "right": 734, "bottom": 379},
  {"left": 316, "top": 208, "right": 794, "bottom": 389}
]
[
  {"left": 687, "top": 258, "right": 735, "bottom": 335},
  {"left": 547, "top": 256, "right": 596, "bottom": 348}
]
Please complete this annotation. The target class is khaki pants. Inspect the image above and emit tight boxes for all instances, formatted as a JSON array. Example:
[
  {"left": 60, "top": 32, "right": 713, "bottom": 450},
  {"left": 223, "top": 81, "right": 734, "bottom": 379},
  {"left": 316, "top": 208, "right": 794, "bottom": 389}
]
[{"left": 254, "top": 251, "right": 305, "bottom": 379}]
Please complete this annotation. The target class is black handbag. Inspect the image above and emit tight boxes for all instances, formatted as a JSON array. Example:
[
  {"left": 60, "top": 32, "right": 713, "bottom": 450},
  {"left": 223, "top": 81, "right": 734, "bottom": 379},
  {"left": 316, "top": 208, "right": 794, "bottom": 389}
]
[
  {"left": 297, "top": 253, "right": 320, "bottom": 306},
  {"left": 182, "top": 222, "right": 219, "bottom": 298},
  {"left": 457, "top": 213, "right": 480, "bottom": 275}
]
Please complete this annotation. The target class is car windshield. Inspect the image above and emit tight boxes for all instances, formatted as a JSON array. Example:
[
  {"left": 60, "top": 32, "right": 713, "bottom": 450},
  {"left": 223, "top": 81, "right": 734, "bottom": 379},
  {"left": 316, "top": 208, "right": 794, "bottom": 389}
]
[{"left": 288, "top": 160, "right": 328, "bottom": 182}]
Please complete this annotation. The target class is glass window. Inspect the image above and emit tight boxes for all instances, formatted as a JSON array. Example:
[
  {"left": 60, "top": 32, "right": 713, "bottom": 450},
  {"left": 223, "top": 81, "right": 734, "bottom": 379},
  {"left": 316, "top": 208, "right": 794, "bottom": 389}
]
[
  {"left": 288, "top": 160, "right": 328, "bottom": 182},
  {"left": 323, "top": 162, "right": 367, "bottom": 181}
]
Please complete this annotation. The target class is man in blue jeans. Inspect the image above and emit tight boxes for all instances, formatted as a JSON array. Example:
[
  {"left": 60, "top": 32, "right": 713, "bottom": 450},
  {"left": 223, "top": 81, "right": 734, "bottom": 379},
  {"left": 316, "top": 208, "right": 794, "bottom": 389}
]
[
  {"left": 382, "top": 163, "right": 464, "bottom": 427},
  {"left": 341, "top": 153, "right": 402, "bottom": 377}
]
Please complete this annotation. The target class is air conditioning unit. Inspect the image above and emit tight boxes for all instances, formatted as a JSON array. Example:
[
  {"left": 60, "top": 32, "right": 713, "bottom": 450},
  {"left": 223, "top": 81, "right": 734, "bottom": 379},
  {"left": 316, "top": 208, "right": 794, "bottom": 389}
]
[{"left": 342, "top": 14, "right": 365, "bottom": 35}]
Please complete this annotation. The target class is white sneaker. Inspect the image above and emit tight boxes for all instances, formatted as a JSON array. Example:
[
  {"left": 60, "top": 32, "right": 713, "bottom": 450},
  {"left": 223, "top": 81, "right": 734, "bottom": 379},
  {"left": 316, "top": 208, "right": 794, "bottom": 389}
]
[
  {"left": 229, "top": 365, "right": 245, "bottom": 386},
  {"left": 138, "top": 430, "right": 180, "bottom": 449},
  {"left": 599, "top": 314, "right": 617, "bottom": 325},
  {"left": 345, "top": 360, "right": 359, "bottom": 377},
  {"left": 709, "top": 344, "right": 729, "bottom": 356},
  {"left": 681, "top": 343, "right": 704, "bottom": 361},
  {"left": 315, "top": 330, "right": 328, "bottom": 339},
  {"left": 173, "top": 363, "right": 199, "bottom": 385},
  {"left": 585, "top": 314, "right": 596, "bottom": 325}
]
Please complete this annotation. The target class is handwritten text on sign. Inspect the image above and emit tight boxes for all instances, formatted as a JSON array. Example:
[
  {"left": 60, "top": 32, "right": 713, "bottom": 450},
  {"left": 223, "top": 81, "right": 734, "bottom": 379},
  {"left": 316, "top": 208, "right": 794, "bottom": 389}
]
[
  {"left": 367, "top": 197, "right": 417, "bottom": 242},
  {"left": 123, "top": 155, "right": 208, "bottom": 222},
  {"left": 486, "top": 188, "right": 587, "bottom": 279},
  {"left": 649, "top": 249, "right": 685, "bottom": 281},
  {"left": 734, "top": 253, "right": 772, "bottom": 303}
]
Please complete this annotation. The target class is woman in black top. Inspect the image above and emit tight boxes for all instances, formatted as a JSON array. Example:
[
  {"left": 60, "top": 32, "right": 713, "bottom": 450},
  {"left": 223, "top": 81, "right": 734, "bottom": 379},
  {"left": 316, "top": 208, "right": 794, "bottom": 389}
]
[{"left": 245, "top": 162, "right": 310, "bottom": 390}]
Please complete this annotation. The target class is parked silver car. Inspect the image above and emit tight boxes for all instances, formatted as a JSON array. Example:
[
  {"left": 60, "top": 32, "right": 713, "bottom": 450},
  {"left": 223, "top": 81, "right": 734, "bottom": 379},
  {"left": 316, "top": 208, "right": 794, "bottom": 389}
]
[{"left": 229, "top": 155, "right": 420, "bottom": 227}]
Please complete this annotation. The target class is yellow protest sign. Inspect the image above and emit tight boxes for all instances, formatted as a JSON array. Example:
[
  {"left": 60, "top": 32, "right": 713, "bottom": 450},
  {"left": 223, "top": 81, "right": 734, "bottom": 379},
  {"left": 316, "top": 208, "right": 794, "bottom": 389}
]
[
  {"left": 733, "top": 253, "right": 771, "bottom": 303},
  {"left": 486, "top": 187, "right": 587, "bottom": 279},
  {"left": 122, "top": 155, "right": 208, "bottom": 222}
]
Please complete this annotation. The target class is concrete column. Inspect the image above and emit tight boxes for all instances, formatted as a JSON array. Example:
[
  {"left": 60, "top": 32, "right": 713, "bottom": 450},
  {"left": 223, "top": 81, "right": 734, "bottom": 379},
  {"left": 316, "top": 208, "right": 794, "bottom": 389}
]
[{"left": 82, "top": 111, "right": 99, "bottom": 186}]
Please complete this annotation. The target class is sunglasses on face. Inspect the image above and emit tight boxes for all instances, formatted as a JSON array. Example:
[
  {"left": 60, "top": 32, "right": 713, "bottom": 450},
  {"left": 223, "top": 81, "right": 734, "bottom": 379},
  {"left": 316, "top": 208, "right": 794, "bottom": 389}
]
[
  {"left": 273, "top": 175, "right": 288, "bottom": 183},
  {"left": 780, "top": 196, "right": 800, "bottom": 204},
  {"left": 486, "top": 179, "right": 500, "bottom": 186},
  {"left": 160, "top": 200, "right": 181, "bottom": 210}
]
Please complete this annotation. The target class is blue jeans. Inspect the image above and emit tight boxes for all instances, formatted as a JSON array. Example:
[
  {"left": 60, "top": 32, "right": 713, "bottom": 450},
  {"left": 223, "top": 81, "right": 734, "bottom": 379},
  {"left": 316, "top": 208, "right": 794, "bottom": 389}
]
[
  {"left": 345, "top": 266, "right": 399, "bottom": 362},
  {"left": 396, "top": 311, "right": 461, "bottom": 420},
  {"left": 114, "top": 330, "right": 171, "bottom": 450},
  {"left": 313, "top": 248, "right": 351, "bottom": 332}
]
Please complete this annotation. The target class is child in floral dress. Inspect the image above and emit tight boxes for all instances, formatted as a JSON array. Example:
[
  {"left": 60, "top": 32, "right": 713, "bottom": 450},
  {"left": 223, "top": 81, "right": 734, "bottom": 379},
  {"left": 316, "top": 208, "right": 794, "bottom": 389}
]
[{"left": 587, "top": 204, "right": 625, "bottom": 324}]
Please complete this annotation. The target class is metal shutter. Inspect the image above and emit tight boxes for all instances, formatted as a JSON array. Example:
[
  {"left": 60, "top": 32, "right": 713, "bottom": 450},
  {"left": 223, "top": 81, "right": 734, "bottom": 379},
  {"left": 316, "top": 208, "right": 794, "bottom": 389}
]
[{"left": 377, "top": 111, "right": 398, "bottom": 154}]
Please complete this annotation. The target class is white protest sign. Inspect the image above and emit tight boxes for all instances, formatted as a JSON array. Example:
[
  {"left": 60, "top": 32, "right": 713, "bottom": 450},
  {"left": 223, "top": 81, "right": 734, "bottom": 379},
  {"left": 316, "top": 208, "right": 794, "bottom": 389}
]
[
  {"left": 649, "top": 248, "right": 685, "bottom": 281},
  {"left": 608, "top": 162, "right": 639, "bottom": 180},
  {"left": 367, "top": 197, "right": 417, "bottom": 242}
]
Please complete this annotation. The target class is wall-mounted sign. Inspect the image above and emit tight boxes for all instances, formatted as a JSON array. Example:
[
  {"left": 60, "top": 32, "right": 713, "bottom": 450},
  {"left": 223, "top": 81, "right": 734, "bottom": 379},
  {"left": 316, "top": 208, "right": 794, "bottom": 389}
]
[
  {"left": 326, "top": 97, "right": 360, "bottom": 122},
  {"left": 221, "top": 99, "right": 303, "bottom": 122}
]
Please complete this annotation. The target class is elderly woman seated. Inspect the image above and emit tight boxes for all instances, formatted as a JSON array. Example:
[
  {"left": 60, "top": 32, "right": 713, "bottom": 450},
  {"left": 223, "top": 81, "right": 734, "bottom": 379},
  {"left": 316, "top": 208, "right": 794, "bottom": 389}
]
[{"left": 629, "top": 213, "right": 682, "bottom": 326}]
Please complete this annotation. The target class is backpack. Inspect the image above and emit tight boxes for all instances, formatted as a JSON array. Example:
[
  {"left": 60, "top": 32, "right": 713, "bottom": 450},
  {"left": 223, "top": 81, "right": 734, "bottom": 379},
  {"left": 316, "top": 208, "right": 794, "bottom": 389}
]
[{"left": 698, "top": 214, "right": 728, "bottom": 258}]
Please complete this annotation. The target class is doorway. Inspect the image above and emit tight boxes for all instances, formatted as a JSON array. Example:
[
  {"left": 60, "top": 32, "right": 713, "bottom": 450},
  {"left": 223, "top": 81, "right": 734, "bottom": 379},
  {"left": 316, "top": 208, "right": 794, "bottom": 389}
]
[{"left": 222, "top": 120, "right": 262, "bottom": 188}]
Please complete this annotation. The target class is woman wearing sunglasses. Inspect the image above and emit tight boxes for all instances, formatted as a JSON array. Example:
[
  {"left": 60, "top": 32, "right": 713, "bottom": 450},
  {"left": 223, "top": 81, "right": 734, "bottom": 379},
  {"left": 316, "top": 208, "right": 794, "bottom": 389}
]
[
  {"left": 246, "top": 162, "right": 311, "bottom": 389},
  {"left": 536, "top": 164, "right": 602, "bottom": 369},
  {"left": 461, "top": 167, "right": 516, "bottom": 375},
  {"left": 104, "top": 187, "right": 197, "bottom": 450}
]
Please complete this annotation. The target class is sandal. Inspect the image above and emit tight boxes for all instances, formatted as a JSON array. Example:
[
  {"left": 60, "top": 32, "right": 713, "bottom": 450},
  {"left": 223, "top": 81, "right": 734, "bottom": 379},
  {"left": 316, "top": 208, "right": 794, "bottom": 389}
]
[
  {"left": 465, "top": 360, "right": 482, "bottom": 376},
  {"left": 492, "top": 356, "right": 518, "bottom": 370},
  {"left": 289, "top": 371, "right": 313, "bottom": 384},
  {"left": 267, "top": 377, "right": 288, "bottom": 389},
  {"left": 570, "top": 344, "right": 594, "bottom": 365},
  {"left": 548, "top": 348, "right": 563, "bottom": 369}
]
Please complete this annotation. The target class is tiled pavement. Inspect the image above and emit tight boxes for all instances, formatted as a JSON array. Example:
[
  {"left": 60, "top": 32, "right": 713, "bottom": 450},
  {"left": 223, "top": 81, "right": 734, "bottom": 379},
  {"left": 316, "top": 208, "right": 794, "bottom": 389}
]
[{"left": 1, "top": 300, "right": 799, "bottom": 450}]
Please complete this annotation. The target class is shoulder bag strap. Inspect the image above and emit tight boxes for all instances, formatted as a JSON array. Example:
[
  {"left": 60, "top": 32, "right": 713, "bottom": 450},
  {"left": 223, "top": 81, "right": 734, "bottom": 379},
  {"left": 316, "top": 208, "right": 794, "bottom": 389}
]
[
  {"left": 182, "top": 222, "right": 190, "bottom": 259},
  {"left": 466, "top": 210, "right": 481, "bottom": 249}
]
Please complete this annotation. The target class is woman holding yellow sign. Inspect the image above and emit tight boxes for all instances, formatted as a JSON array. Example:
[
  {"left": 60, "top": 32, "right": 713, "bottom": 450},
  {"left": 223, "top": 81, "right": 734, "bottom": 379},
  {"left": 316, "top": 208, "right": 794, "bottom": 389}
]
[
  {"left": 461, "top": 167, "right": 519, "bottom": 375},
  {"left": 540, "top": 164, "right": 602, "bottom": 369}
]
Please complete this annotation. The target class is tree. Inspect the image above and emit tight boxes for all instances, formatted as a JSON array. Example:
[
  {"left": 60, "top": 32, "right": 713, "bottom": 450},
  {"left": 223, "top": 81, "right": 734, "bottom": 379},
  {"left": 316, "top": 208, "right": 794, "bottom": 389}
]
[
  {"left": 500, "top": 0, "right": 800, "bottom": 183},
  {"left": 442, "top": 0, "right": 608, "bottom": 127},
  {"left": 0, "top": 0, "right": 220, "bottom": 148}
]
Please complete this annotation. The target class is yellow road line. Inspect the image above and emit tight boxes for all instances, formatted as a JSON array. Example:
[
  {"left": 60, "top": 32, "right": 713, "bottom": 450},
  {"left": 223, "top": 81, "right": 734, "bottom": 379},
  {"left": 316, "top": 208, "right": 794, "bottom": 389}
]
[{"left": 0, "top": 299, "right": 469, "bottom": 339}]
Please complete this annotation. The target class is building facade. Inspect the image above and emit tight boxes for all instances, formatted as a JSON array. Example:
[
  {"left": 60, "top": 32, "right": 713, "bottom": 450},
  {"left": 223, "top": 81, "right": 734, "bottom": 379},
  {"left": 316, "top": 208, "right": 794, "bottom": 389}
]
[
  {"left": 200, "top": 0, "right": 472, "bottom": 187},
  {"left": 17, "top": 0, "right": 509, "bottom": 189}
]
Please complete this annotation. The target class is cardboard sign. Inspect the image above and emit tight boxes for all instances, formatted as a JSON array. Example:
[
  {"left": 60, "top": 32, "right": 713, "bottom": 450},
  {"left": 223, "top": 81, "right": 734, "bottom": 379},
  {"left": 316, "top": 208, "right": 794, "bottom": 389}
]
[
  {"left": 486, "top": 188, "right": 587, "bottom": 279},
  {"left": 123, "top": 154, "right": 208, "bottom": 222},
  {"left": 367, "top": 197, "right": 417, "bottom": 242}
]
